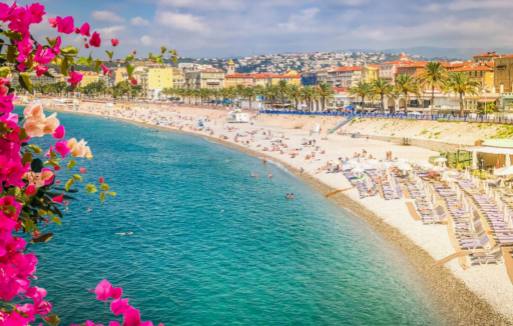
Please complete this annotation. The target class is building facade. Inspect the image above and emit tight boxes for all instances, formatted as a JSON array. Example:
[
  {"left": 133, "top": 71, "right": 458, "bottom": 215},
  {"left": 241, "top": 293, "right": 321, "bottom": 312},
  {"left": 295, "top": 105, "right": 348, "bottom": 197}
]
[{"left": 185, "top": 68, "right": 225, "bottom": 89}]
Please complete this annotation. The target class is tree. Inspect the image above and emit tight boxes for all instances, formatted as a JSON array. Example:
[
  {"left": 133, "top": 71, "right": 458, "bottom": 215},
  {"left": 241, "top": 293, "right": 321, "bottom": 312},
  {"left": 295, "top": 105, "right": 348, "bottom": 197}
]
[
  {"left": 394, "top": 74, "right": 420, "bottom": 114},
  {"left": 317, "top": 82, "right": 334, "bottom": 111},
  {"left": 286, "top": 84, "right": 302, "bottom": 110},
  {"left": 241, "top": 86, "right": 258, "bottom": 110},
  {"left": 371, "top": 78, "right": 393, "bottom": 113},
  {"left": 444, "top": 72, "right": 480, "bottom": 117},
  {"left": 419, "top": 61, "right": 447, "bottom": 114},
  {"left": 349, "top": 81, "right": 373, "bottom": 112}
]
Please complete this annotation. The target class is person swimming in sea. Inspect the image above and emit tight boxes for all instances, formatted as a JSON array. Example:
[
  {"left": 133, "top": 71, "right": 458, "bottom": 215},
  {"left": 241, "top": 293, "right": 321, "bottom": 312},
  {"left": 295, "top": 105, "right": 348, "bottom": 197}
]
[
  {"left": 268, "top": 172, "right": 273, "bottom": 179},
  {"left": 251, "top": 172, "right": 259, "bottom": 178},
  {"left": 285, "top": 193, "right": 295, "bottom": 200}
]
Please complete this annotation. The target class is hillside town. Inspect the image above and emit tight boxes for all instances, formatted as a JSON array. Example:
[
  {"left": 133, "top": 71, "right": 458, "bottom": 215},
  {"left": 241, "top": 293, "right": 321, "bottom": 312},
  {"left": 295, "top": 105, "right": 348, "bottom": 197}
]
[{"left": 19, "top": 50, "right": 513, "bottom": 114}]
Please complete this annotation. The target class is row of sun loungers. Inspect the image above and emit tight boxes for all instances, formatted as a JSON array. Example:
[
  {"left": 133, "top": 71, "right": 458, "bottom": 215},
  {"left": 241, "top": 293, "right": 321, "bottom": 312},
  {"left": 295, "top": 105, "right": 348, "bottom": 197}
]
[{"left": 457, "top": 179, "right": 513, "bottom": 247}]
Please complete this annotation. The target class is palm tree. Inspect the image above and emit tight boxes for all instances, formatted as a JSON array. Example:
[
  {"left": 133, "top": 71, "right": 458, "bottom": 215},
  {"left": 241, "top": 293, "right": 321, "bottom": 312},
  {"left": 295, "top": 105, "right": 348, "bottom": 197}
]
[
  {"left": 371, "top": 78, "right": 393, "bottom": 113},
  {"left": 349, "top": 81, "right": 373, "bottom": 112},
  {"left": 394, "top": 74, "right": 420, "bottom": 114},
  {"left": 263, "top": 84, "right": 278, "bottom": 108},
  {"left": 301, "top": 86, "right": 316, "bottom": 111},
  {"left": 419, "top": 61, "right": 447, "bottom": 114},
  {"left": 444, "top": 72, "right": 480, "bottom": 117},
  {"left": 241, "top": 86, "right": 257, "bottom": 110},
  {"left": 317, "top": 82, "right": 334, "bottom": 111},
  {"left": 286, "top": 84, "right": 302, "bottom": 110},
  {"left": 276, "top": 80, "right": 289, "bottom": 105}
]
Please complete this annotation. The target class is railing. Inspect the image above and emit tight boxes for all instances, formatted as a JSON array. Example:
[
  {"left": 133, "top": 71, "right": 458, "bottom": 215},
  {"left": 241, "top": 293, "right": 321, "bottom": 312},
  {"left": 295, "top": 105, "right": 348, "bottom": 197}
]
[{"left": 259, "top": 110, "right": 513, "bottom": 125}]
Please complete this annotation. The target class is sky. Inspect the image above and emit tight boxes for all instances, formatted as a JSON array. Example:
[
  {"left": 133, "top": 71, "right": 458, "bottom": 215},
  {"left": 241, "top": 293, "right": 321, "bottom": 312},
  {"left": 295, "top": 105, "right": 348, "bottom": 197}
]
[{"left": 12, "top": 0, "right": 513, "bottom": 58}]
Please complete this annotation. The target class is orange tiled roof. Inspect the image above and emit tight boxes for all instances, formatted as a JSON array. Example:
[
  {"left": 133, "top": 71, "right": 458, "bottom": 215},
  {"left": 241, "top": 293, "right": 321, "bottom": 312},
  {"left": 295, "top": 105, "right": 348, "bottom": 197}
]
[
  {"left": 330, "top": 66, "right": 362, "bottom": 72},
  {"left": 225, "top": 73, "right": 253, "bottom": 79},
  {"left": 397, "top": 61, "right": 428, "bottom": 68},
  {"left": 452, "top": 65, "right": 493, "bottom": 72}
]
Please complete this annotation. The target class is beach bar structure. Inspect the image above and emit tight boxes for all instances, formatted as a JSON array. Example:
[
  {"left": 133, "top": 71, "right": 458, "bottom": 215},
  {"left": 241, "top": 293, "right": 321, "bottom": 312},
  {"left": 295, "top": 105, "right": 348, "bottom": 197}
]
[{"left": 469, "top": 139, "right": 513, "bottom": 170}]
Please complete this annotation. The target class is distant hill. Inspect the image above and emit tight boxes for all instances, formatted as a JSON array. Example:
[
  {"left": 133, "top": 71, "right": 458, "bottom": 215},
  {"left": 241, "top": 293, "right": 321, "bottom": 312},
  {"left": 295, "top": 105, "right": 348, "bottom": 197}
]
[{"left": 383, "top": 46, "right": 513, "bottom": 60}]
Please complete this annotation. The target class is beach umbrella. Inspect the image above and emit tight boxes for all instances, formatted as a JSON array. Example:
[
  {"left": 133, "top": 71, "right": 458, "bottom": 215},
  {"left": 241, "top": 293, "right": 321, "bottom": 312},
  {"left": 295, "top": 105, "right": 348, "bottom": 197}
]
[{"left": 494, "top": 165, "right": 513, "bottom": 176}]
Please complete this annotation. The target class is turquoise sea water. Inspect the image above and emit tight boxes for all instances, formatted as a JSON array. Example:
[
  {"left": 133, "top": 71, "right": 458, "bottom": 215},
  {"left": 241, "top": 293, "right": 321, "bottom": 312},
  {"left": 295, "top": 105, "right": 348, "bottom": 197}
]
[{"left": 31, "top": 112, "right": 443, "bottom": 325}]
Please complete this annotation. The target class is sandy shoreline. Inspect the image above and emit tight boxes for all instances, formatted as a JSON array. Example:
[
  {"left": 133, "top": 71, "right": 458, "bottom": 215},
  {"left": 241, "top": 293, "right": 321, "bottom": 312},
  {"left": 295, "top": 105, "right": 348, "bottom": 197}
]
[{"left": 42, "top": 100, "right": 513, "bottom": 325}]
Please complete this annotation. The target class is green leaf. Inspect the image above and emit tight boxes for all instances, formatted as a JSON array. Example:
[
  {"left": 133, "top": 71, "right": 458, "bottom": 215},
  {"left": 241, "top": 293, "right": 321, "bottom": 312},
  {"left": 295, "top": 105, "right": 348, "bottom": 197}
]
[
  {"left": 107, "top": 191, "right": 117, "bottom": 197},
  {"left": 106, "top": 50, "right": 114, "bottom": 60},
  {"left": 19, "top": 73, "right": 33, "bottom": 93},
  {"left": 64, "top": 178, "right": 74, "bottom": 191},
  {"left": 32, "top": 232, "right": 54, "bottom": 243},
  {"left": 60, "top": 57, "right": 69, "bottom": 76},
  {"left": 126, "top": 64, "right": 134, "bottom": 77},
  {"left": 44, "top": 313, "right": 61, "bottom": 326},
  {"left": 72, "top": 174, "right": 83, "bottom": 181},
  {"left": 67, "top": 159, "right": 76, "bottom": 169},
  {"left": 99, "top": 192, "right": 106, "bottom": 203},
  {"left": 85, "top": 183, "right": 98, "bottom": 193},
  {"left": 0, "top": 66, "right": 10, "bottom": 77},
  {"left": 52, "top": 217, "right": 62, "bottom": 225},
  {"left": 61, "top": 46, "right": 79, "bottom": 57},
  {"left": 28, "top": 144, "right": 42, "bottom": 154},
  {"left": 22, "top": 152, "right": 33, "bottom": 165},
  {"left": 6, "top": 45, "right": 15, "bottom": 63}
]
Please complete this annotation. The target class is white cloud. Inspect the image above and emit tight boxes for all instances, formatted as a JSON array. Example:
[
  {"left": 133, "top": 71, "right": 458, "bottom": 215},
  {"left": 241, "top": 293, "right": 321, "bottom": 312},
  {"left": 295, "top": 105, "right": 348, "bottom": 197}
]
[
  {"left": 277, "top": 8, "right": 320, "bottom": 32},
  {"left": 156, "top": 11, "right": 207, "bottom": 32},
  {"left": 447, "top": 0, "right": 513, "bottom": 11},
  {"left": 98, "top": 25, "right": 126, "bottom": 38},
  {"left": 92, "top": 10, "right": 125, "bottom": 23},
  {"left": 131, "top": 16, "right": 150, "bottom": 26},
  {"left": 140, "top": 35, "right": 154, "bottom": 46},
  {"left": 158, "top": 0, "right": 244, "bottom": 10}
]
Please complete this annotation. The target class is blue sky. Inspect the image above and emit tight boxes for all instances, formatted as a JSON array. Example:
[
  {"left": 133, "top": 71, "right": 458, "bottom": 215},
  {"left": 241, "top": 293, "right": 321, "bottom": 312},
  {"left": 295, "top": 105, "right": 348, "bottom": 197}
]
[{"left": 15, "top": 0, "right": 513, "bottom": 58}]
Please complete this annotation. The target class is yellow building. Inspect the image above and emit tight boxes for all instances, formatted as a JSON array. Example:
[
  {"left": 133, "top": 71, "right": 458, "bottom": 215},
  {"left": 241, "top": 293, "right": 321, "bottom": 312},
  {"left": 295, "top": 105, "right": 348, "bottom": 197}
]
[
  {"left": 78, "top": 71, "right": 101, "bottom": 87},
  {"left": 453, "top": 63, "right": 495, "bottom": 93},
  {"left": 224, "top": 73, "right": 254, "bottom": 88},
  {"left": 362, "top": 65, "right": 379, "bottom": 83},
  {"left": 185, "top": 68, "right": 225, "bottom": 89},
  {"left": 494, "top": 56, "right": 513, "bottom": 93}
]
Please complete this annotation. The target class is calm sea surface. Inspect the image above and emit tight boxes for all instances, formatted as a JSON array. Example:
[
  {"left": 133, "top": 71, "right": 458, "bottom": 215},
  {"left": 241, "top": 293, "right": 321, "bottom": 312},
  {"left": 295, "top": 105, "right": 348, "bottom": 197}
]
[{"left": 31, "top": 112, "right": 443, "bottom": 325}]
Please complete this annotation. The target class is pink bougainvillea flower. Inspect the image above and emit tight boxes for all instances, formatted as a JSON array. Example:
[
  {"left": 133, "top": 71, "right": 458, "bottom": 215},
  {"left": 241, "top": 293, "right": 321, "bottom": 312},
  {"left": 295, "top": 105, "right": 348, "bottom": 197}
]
[
  {"left": 79, "top": 167, "right": 87, "bottom": 174},
  {"left": 123, "top": 306, "right": 142, "bottom": 326},
  {"left": 25, "top": 184, "right": 36, "bottom": 196},
  {"left": 55, "top": 140, "right": 70, "bottom": 157},
  {"left": 54, "top": 16, "right": 74, "bottom": 34},
  {"left": 94, "top": 279, "right": 123, "bottom": 301},
  {"left": 111, "top": 38, "right": 119, "bottom": 47},
  {"left": 52, "top": 125, "right": 65, "bottom": 139},
  {"left": 48, "top": 17, "right": 57, "bottom": 27},
  {"left": 68, "top": 71, "right": 83, "bottom": 87},
  {"left": 99, "top": 176, "right": 105, "bottom": 184},
  {"left": 78, "top": 22, "right": 90, "bottom": 36},
  {"left": 51, "top": 36, "right": 62, "bottom": 55},
  {"left": 52, "top": 194, "right": 64, "bottom": 204},
  {"left": 110, "top": 298, "right": 130, "bottom": 316},
  {"left": 101, "top": 64, "right": 111, "bottom": 75},
  {"left": 35, "top": 65, "right": 48, "bottom": 77},
  {"left": 28, "top": 3, "right": 46, "bottom": 24},
  {"left": 130, "top": 78, "right": 138, "bottom": 86},
  {"left": 89, "top": 31, "right": 101, "bottom": 47},
  {"left": 34, "top": 45, "right": 55, "bottom": 65}
]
